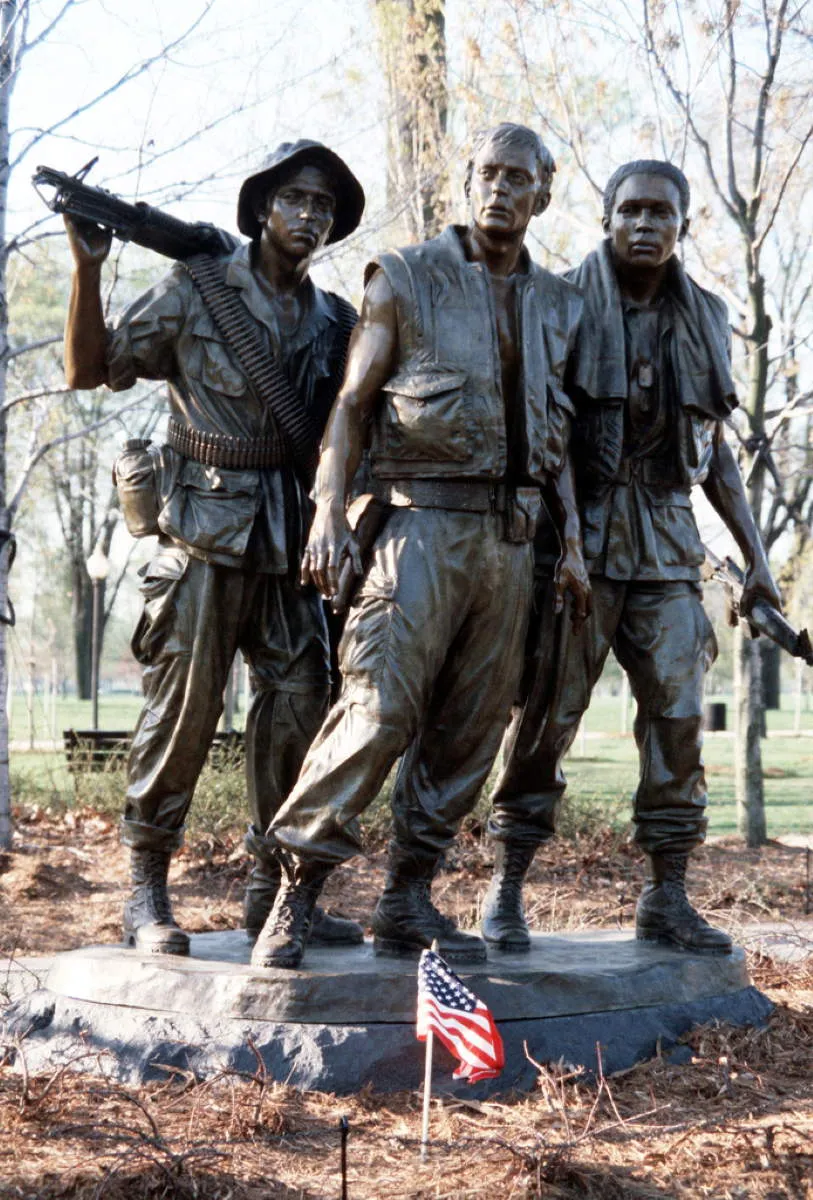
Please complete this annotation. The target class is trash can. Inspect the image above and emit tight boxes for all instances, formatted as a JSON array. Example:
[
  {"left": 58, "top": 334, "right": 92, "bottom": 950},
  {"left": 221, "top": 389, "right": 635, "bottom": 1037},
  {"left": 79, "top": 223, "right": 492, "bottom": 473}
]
[{"left": 703, "top": 702, "right": 727, "bottom": 732}]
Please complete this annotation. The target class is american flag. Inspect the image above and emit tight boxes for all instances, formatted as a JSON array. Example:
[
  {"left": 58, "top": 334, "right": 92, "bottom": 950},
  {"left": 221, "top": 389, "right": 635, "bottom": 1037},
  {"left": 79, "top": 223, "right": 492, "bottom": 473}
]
[{"left": 416, "top": 949, "right": 504, "bottom": 1083}]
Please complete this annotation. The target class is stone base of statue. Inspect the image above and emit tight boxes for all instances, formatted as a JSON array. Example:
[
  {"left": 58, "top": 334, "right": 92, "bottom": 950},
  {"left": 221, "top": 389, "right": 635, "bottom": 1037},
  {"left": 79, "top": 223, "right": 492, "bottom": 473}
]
[{"left": 3, "top": 931, "right": 770, "bottom": 1096}]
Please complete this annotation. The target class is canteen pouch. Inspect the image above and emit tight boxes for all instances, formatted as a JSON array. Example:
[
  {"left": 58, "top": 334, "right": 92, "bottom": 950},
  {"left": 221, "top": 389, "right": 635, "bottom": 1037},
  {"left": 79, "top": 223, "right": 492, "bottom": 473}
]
[
  {"left": 503, "top": 486, "right": 542, "bottom": 544},
  {"left": 113, "top": 439, "right": 179, "bottom": 538}
]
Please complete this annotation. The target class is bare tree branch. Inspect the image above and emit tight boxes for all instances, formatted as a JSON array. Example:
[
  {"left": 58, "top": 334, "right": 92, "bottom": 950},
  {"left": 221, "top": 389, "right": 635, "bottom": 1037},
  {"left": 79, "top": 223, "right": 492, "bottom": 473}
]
[
  {"left": 8, "top": 391, "right": 153, "bottom": 520},
  {"left": 2, "top": 384, "right": 70, "bottom": 412},
  {"left": 6, "top": 334, "right": 61, "bottom": 361},
  {"left": 10, "top": 1, "right": 216, "bottom": 169},
  {"left": 641, "top": 0, "right": 741, "bottom": 224},
  {"left": 15, "top": 0, "right": 74, "bottom": 66},
  {"left": 755, "top": 121, "right": 813, "bottom": 252}
]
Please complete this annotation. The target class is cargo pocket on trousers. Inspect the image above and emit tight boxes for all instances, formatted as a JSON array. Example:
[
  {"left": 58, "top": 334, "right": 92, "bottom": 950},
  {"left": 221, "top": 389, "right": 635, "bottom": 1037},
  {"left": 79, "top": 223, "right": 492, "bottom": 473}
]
[
  {"left": 338, "top": 577, "right": 397, "bottom": 684},
  {"left": 131, "top": 546, "right": 190, "bottom": 666}
]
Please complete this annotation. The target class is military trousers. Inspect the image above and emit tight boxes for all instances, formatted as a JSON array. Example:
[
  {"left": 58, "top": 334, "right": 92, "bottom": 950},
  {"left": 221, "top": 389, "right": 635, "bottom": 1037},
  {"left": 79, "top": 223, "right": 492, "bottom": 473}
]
[
  {"left": 270, "top": 506, "right": 534, "bottom": 865},
  {"left": 121, "top": 540, "right": 330, "bottom": 855},
  {"left": 488, "top": 577, "right": 717, "bottom": 856}
]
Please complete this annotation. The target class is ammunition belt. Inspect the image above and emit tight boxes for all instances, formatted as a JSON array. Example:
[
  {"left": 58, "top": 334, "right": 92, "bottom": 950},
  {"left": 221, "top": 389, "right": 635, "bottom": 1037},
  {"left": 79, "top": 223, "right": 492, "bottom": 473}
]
[
  {"left": 373, "top": 478, "right": 511, "bottom": 513},
  {"left": 184, "top": 255, "right": 319, "bottom": 477},
  {"left": 183, "top": 256, "right": 356, "bottom": 487},
  {"left": 167, "top": 418, "right": 286, "bottom": 470}
]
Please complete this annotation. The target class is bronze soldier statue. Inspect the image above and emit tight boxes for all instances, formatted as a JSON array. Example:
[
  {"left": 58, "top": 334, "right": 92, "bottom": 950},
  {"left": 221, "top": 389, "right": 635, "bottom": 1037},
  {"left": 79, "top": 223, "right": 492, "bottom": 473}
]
[
  {"left": 484, "top": 160, "right": 781, "bottom": 954},
  {"left": 251, "top": 122, "right": 592, "bottom": 970},
  {"left": 63, "top": 140, "right": 367, "bottom": 955}
]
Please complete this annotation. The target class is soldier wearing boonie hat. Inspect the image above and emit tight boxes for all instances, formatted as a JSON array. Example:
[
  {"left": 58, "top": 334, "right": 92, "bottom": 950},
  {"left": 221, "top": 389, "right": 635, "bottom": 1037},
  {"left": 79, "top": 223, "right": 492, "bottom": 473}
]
[
  {"left": 237, "top": 139, "right": 365, "bottom": 245},
  {"left": 63, "top": 139, "right": 365, "bottom": 957}
]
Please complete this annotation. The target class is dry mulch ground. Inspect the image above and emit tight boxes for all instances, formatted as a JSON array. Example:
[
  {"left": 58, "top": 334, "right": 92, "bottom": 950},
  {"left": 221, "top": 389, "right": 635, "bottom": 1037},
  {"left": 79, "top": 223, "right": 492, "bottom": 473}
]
[{"left": 0, "top": 805, "right": 812, "bottom": 1198}]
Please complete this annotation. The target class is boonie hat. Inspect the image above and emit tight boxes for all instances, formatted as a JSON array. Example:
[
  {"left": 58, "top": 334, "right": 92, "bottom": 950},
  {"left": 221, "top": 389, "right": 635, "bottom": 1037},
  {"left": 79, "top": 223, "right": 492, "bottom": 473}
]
[{"left": 237, "top": 139, "right": 365, "bottom": 244}]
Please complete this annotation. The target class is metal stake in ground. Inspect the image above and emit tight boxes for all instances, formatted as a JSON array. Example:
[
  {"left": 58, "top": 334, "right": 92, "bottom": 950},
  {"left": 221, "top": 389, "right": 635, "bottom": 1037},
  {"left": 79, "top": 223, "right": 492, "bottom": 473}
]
[{"left": 340, "top": 1115, "right": 349, "bottom": 1199}]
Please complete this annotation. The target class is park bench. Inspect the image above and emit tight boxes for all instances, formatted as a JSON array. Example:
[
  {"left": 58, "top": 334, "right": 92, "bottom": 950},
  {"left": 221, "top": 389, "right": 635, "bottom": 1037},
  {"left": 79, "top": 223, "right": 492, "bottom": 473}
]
[{"left": 63, "top": 728, "right": 245, "bottom": 772}]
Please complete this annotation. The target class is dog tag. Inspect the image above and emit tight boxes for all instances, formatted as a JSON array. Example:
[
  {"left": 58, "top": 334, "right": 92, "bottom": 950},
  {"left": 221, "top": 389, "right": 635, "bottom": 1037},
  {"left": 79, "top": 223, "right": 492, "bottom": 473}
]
[{"left": 637, "top": 361, "right": 654, "bottom": 388}]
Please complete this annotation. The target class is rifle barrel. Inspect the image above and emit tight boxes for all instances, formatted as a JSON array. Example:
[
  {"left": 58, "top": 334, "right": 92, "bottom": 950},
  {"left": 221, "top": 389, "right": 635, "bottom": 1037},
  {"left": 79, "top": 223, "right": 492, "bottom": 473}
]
[{"left": 32, "top": 164, "right": 235, "bottom": 262}]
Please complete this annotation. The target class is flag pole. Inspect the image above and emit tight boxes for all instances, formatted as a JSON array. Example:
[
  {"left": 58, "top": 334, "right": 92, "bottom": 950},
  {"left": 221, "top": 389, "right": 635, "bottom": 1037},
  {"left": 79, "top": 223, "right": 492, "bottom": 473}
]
[{"left": 420, "top": 938, "right": 439, "bottom": 1161}]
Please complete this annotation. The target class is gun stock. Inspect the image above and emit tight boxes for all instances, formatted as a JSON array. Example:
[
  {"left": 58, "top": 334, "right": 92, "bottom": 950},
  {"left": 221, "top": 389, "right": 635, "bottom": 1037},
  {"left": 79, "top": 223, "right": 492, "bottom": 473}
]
[{"left": 32, "top": 159, "right": 237, "bottom": 262}]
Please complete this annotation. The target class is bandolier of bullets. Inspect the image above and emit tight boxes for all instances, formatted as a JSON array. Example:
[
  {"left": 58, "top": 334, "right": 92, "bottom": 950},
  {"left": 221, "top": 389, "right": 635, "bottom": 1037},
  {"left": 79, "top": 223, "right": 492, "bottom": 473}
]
[{"left": 166, "top": 417, "right": 286, "bottom": 470}]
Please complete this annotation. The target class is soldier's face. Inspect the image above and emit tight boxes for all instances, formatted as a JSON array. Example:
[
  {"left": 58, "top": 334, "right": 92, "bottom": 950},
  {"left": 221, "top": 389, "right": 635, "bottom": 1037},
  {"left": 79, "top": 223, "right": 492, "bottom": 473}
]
[
  {"left": 604, "top": 173, "right": 687, "bottom": 269},
  {"left": 467, "top": 140, "right": 549, "bottom": 238},
  {"left": 259, "top": 165, "right": 336, "bottom": 261}
]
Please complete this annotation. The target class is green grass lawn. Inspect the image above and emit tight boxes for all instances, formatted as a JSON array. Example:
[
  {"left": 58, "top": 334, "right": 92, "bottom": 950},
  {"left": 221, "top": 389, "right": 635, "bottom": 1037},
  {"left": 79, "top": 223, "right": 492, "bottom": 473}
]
[
  {"left": 563, "top": 733, "right": 813, "bottom": 838},
  {"left": 8, "top": 691, "right": 247, "bottom": 744},
  {"left": 571, "top": 692, "right": 813, "bottom": 735},
  {"left": 9, "top": 732, "right": 812, "bottom": 840},
  {"left": 7, "top": 691, "right": 812, "bottom": 838}
]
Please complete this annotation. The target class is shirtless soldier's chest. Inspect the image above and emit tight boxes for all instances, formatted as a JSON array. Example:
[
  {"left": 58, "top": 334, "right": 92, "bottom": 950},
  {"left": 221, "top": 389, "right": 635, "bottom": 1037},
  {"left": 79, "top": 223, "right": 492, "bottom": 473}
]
[
  {"left": 488, "top": 274, "right": 521, "bottom": 407},
  {"left": 491, "top": 274, "right": 522, "bottom": 451}
]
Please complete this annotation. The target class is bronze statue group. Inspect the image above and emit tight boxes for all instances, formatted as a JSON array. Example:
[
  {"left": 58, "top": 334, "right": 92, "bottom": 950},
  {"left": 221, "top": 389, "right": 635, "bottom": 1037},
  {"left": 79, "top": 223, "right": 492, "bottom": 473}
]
[{"left": 63, "top": 124, "right": 781, "bottom": 972}]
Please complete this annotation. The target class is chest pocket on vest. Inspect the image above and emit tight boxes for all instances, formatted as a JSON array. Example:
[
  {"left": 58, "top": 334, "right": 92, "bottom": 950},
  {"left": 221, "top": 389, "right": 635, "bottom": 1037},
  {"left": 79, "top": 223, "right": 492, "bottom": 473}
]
[{"left": 378, "top": 368, "right": 470, "bottom": 462}]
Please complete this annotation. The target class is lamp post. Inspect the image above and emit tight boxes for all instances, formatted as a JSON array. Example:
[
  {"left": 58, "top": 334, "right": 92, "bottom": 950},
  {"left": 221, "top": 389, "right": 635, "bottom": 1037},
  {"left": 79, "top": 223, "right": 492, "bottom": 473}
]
[{"left": 86, "top": 544, "right": 110, "bottom": 730}]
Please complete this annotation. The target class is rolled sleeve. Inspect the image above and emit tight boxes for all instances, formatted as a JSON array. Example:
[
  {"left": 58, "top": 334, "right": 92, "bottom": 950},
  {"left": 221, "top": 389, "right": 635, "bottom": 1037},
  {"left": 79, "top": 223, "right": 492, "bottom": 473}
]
[{"left": 106, "top": 264, "right": 189, "bottom": 392}]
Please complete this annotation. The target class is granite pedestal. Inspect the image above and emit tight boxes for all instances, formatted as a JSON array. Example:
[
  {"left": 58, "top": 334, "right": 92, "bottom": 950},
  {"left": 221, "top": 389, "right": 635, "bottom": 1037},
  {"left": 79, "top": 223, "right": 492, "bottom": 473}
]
[{"left": 3, "top": 931, "right": 771, "bottom": 1096}]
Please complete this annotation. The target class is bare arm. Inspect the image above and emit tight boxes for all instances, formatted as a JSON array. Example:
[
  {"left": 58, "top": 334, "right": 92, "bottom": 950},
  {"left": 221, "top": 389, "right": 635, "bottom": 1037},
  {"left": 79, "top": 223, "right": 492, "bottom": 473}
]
[
  {"left": 63, "top": 215, "right": 113, "bottom": 389},
  {"left": 701, "top": 425, "right": 781, "bottom": 613},
  {"left": 541, "top": 456, "right": 591, "bottom": 629},
  {"left": 300, "top": 268, "right": 399, "bottom": 597}
]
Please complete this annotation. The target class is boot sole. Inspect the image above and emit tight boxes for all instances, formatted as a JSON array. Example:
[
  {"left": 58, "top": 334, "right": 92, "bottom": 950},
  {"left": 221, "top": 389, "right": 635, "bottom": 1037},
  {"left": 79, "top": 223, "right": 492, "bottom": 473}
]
[
  {"left": 123, "top": 930, "right": 190, "bottom": 956},
  {"left": 251, "top": 950, "right": 303, "bottom": 970},
  {"left": 483, "top": 934, "right": 532, "bottom": 953},
  {"left": 373, "top": 936, "right": 487, "bottom": 963},
  {"left": 636, "top": 930, "right": 733, "bottom": 956}
]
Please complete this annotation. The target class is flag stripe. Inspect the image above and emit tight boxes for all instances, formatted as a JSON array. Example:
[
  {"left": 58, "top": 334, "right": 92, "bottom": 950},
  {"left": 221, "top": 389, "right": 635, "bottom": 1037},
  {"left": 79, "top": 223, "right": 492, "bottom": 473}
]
[
  {"left": 419, "top": 999, "right": 500, "bottom": 1063},
  {"left": 420, "top": 1017, "right": 494, "bottom": 1071},
  {"left": 424, "top": 1004, "right": 498, "bottom": 1049}
]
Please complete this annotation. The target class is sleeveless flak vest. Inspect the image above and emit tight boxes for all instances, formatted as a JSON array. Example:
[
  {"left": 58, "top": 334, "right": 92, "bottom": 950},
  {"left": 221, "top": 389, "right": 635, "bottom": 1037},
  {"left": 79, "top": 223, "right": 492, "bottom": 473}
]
[{"left": 366, "top": 226, "right": 583, "bottom": 485}]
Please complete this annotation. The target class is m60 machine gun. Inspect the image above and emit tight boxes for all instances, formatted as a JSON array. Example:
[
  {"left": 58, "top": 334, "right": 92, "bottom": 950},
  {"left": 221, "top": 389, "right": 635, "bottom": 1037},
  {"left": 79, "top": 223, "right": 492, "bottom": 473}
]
[{"left": 32, "top": 158, "right": 237, "bottom": 261}]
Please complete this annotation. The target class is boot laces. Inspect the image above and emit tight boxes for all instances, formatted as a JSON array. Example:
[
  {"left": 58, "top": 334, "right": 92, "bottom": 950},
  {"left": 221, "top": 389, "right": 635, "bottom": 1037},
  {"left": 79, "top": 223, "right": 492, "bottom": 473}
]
[
  {"left": 413, "top": 879, "right": 458, "bottom": 935},
  {"left": 140, "top": 852, "right": 174, "bottom": 923},
  {"left": 492, "top": 846, "right": 532, "bottom": 911},
  {"left": 271, "top": 881, "right": 316, "bottom": 936},
  {"left": 660, "top": 881, "right": 714, "bottom": 928}
]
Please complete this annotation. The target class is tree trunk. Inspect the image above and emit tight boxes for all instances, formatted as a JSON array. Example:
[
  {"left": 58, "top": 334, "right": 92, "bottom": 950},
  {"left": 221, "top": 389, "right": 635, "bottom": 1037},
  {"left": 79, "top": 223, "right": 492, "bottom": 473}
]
[
  {"left": 734, "top": 626, "right": 766, "bottom": 846},
  {"left": 732, "top": 244, "right": 772, "bottom": 844},
  {"left": 373, "top": 0, "right": 448, "bottom": 242},
  {"left": 0, "top": 1, "right": 18, "bottom": 850},
  {"left": 761, "top": 641, "right": 781, "bottom": 711},
  {"left": 69, "top": 492, "right": 116, "bottom": 699}
]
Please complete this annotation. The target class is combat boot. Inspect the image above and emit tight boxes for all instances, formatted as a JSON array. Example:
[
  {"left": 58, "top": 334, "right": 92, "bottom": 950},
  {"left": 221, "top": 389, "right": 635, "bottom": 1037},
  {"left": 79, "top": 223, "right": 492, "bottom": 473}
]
[
  {"left": 636, "top": 851, "right": 732, "bottom": 954},
  {"left": 481, "top": 841, "right": 536, "bottom": 952},
  {"left": 372, "top": 847, "right": 487, "bottom": 962},
  {"left": 244, "top": 855, "right": 282, "bottom": 940},
  {"left": 250, "top": 854, "right": 334, "bottom": 969},
  {"left": 244, "top": 855, "right": 363, "bottom": 946},
  {"left": 123, "top": 849, "right": 189, "bottom": 956}
]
